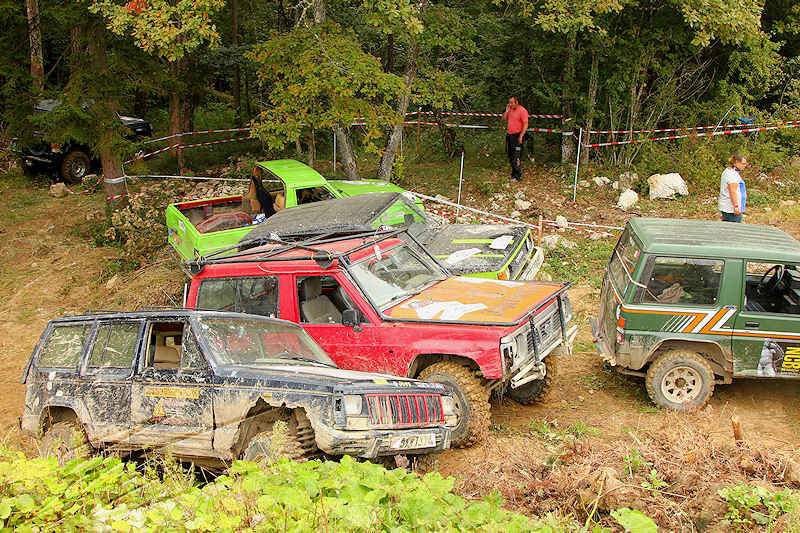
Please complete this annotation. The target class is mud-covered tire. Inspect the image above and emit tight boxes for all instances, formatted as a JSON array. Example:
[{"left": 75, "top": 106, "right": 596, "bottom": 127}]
[
  {"left": 419, "top": 361, "right": 490, "bottom": 447},
  {"left": 242, "top": 422, "right": 305, "bottom": 464},
  {"left": 40, "top": 421, "right": 91, "bottom": 464},
  {"left": 645, "top": 350, "right": 715, "bottom": 411},
  {"left": 60, "top": 150, "right": 91, "bottom": 184},
  {"left": 508, "top": 353, "right": 557, "bottom": 405}
]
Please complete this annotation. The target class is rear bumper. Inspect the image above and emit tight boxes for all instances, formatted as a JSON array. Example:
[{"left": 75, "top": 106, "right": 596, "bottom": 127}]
[
  {"left": 590, "top": 317, "right": 616, "bottom": 366},
  {"left": 320, "top": 426, "right": 451, "bottom": 458}
]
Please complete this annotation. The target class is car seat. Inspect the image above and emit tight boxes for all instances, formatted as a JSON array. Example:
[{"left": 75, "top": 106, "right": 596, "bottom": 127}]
[
  {"left": 153, "top": 334, "right": 180, "bottom": 368},
  {"left": 300, "top": 277, "right": 341, "bottom": 324},
  {"left": 273, "top": 192, "right": 285, "bottom": 212}
]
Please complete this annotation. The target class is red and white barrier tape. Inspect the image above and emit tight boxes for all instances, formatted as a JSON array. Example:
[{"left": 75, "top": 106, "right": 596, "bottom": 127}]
[
  {"left": 143, "top": 127, "right": 252, "bottom": 145},
  {"left": 415, "top": 111, "right": 563, "bottom": 119},
  {"left": 425, "top": 207, "right": 620, "bottom": 238},
  {"left": 584, "top": 122, "right": 800, "bottom": 148},
  {"left": 587, "top": 119, "right": 800, "bottom": 135},
  {"left": 105, "top": 193, "right": 128, "bottom": 202},
  {"left": 352, "top": 120, "right": 560, "bottom": 133},
  {"left": 63, "top": 175, "right": 105, "bottom": 196},
  {"left": 126, "top": 136, "right": 254, "bottom": 163}
]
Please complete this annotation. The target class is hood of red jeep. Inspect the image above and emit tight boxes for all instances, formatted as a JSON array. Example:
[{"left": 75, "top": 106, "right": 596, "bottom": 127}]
[{"left": 384, "top": 277, "right": 566, "bottom": 325}]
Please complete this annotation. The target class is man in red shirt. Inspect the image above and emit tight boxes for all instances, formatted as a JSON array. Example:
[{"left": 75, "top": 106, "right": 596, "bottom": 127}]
[{"left": 502, "top": 96, "right": 529, "bottom": 181}]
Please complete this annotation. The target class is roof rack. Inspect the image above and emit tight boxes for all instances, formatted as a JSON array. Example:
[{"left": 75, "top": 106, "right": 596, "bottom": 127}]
[
  {"left": 82, "top": 309, "right": 123, "bottom": 315},
  {"left": 136, "top": 306, "right": 190, "bottom": 312},
  {"left": 189, "top": 228, "right": 406, "bottom": 273}
]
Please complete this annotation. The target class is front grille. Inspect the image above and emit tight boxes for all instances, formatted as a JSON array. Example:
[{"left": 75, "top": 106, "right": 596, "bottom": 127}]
[
  {"left": 366, "top": 394, "right": 444, "bottom": 427},
  {"left": 528, "top": 302, "right": 563, "bottom": 355}
]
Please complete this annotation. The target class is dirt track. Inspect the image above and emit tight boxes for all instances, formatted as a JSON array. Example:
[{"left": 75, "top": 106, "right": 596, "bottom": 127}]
[{"left": 2, "top": 173, "right": 799, "bottom": 529}]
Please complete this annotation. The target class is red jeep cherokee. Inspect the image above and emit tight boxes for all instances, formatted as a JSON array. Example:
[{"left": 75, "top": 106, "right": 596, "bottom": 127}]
[{"left": 186, "top": 230, "right": 576, "bottom": 445}]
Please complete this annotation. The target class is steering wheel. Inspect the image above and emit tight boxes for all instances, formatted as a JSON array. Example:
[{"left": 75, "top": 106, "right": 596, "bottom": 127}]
[{"left": 757, "top": 264, "right": 785, "bottom": 297}]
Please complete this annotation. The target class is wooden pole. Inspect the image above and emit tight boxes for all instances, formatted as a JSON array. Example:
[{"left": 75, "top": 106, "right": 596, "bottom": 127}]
[
  {"left": 731, "top": 416, "right": 744, "bottom": 444},
  {"left": 537, "top": 215, "right": 543, "bottom": 247}
]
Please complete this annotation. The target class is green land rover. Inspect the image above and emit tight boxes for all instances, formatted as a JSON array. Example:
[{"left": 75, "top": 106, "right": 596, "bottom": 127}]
[{"left": 591, "top": 217, "right": 800, "bottom": 410}]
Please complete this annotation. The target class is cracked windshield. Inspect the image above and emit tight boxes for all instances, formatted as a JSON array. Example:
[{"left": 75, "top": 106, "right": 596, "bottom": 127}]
[
  {"left": 195, "top": 317, "right": 334, "bottom": 366},
  {"left": 348, "top": 242, "right": 447, "bottom": 309}
]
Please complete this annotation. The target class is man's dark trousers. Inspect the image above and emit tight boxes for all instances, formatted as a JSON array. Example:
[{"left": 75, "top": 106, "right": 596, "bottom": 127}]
[{"left": 506, "top": 132, "right": 525, "bottom": 180}]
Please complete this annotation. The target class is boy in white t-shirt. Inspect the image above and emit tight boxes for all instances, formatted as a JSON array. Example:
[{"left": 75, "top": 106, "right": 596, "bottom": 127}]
[{"left": 718, "top": 154, "right": 747, "bottom": 222}]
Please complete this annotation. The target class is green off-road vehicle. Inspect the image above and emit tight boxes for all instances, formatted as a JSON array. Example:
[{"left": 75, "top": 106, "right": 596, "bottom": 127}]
[{"left": 591, "top": 218, "right": 800, "bottom": 410}]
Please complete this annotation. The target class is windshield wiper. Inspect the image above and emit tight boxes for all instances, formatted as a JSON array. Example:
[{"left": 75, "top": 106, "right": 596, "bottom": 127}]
[{"left": 274, "top": 352, "right": 333, "bottom": 366}]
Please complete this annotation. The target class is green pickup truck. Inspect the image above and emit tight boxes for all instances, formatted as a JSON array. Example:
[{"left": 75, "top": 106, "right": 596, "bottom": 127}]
[
  {"left": 592, "top": 218, "right": 800, "bottom": 410},
  {"left": 166, "top": 159, "right": 415, "bottom": 261}
]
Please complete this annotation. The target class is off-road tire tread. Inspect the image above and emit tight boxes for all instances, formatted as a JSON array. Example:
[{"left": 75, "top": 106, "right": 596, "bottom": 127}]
[
  {"left": 60, "top": 150, "right": 90, "bottom": 184},
  {"left": 645, "top": 349, "right": 715, "bottom": 411},
  {"left": 419, "top": 361, "right": 490, "bottom": 447},
  {"left": 508, "top": 353, "right": 557, "bottom": 405},
  {"left": 242, "top": 423, "right": 305, "bottom": 464},
  {"left": 40, "top": 421, "right": 91, "bottom": 463}
]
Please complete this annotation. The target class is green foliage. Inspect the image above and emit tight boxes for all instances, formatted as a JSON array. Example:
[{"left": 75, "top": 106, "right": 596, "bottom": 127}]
[
  {"left": 529, "top": 419, "right": 599, "bottom": 443},
  {"left": 90, "top": 0, "right": 225, "bottom": 62},
  {"left": 718, "top": 484, "right": 799, "bottom": 528},
  {"left": 248, "top": 22, "right": 405, "bottom": 154},
  {"left": 622, "top": 448, "right": 651, "bottom": 475},
  {"left": 610, "top": 508, "right": 658, "bottom": 533},
  {"left": 0, "top": 447, "right": 549, "bottom": 532},
  {"left": 640, "top": 469, "right": 668, "bottom": 491}
]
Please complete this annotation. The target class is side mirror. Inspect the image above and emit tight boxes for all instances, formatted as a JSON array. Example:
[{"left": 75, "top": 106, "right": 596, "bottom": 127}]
[{"left": 342, "top": 309, "right": 361, "bottom": 327}]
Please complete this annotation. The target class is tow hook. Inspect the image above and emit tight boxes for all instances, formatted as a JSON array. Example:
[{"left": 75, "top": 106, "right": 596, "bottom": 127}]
[{"left": 510, "top": 361, "right": 546, "bottom": 389}]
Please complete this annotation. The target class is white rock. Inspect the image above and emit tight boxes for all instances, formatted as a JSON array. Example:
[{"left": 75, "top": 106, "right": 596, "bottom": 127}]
[
  {"left": 556, "top": 215, "right": 569, "bottom": 229},
  {"left": 612, "top": 181, "right": 619, "bottom": 190},
  {"left": 510, "top": 210, "right": 521, "bottom": 218},
  {"left": 780, "top": 199, "right": 797, "bottom": 207},
  {"left": 50, "top": 183, "right": 68, "bottom": 198},
  {"left": 618, "top": 171, "right": 638, "bottom": 190},
  {"left": 765, "top": 207, "right": 772, "bottom": 212},
  {"left": 105, "top": 275, "right": 119, "bottom": 290},
  {"left": 647, "top": 173, "right": 689, "bottom": 200},
  {"left": 789, "top": 156, "right": 800, "bottom": 169},
  {"left": 616, "top": 189, "right": 639, "bottom": 210},
  {"left": 775, "top": 181, "right": 786, "bottom": 187},
  {"left": 541, "top": 234, "right": 561, "bottom": 249},
  {"left": 561, "top": 239, "right": 578, "bottom": 249},
  {"left": 592, "top": 176, "right": 611, "bottom": 187},
  {"left": 579, "top": 180, "right": 590, "bottom": 188},
  {"left": 514, "top": 199, "right": 532, "bottom": 210},
  {"left": 514, "top": 191, "right": 526, "bottom": 199}
]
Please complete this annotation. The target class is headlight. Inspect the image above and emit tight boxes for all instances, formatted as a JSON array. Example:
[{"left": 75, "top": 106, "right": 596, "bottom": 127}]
[
  {"left": 441, "top": 395, "right": 456, "bottom": 416},
  {"left": 343, "top": 395, "right": 363, "bottom": 415}
]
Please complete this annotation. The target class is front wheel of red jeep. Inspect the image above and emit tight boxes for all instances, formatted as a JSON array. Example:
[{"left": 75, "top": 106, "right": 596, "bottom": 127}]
[
  {"left": 419, "top": 361, "right": 490, "bottom": 447},
  {"left": 645, "top": 350, "right": 714, "bottom": 411}
]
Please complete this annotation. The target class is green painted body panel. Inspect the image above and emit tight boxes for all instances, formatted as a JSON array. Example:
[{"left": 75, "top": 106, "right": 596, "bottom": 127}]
[
  {"left": 595, "top": 217, "right": 800, "bottom": 381},
  {"left": 166, "top": 196, "right": 256, "bottom": 261},
  {"left": 168, "top": 160, "right": 419, "bottom": 261}
]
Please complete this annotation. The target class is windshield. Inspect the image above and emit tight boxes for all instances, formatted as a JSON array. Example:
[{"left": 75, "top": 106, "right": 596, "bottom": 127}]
[
  {"left": 194, "top": 317, "right": 335, "bottom": 367},
  {"left": 348, "top": 242, "right": 447, "bottom": 309},
  {"left": 608, "top": 229, "right": 642, "bottom": 295}
]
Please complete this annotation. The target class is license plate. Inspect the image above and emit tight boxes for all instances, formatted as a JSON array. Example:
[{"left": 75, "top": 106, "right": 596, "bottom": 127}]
[{"left": 389, "top": 433, "right": 436, "bottom": 450}]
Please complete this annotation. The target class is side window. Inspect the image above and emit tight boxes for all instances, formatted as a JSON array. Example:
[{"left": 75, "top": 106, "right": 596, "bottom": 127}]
[
  {"left": 145, "top": 322, "right": 185, "bottom": 369},
  {"left": 744, "top": 262, "right": 798, "bottom": 314},
  {"left": 181, "top": 329, "right": 206, "bottom": 370},
  {"left": 88, "top": 322, "right": 139, "bottom": 369},
  {"left": 296, "top": 186, "right": 335, "bottom": 205},
  {"left": 196, "top": 276, "right": 279, "bottom": 317},
  {"left": 38, "top": 324, "right": 90, "bottom": 368},
  {"left": 297, "top": 275, "right": 355, "bottom": 324},
  {"left": 639, "top": 257, "right": 723, "bottom": 305}
]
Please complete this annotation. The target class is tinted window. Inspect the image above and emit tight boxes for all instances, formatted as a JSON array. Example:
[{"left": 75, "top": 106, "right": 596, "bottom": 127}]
[
  {"left": 196, "top": 276, "right": 279, "bottom": 317},
  {"left": 38, "top": 324, "right": 90, "bottom": 368},
  {"left": 88, "top": 322, "right": 139, "bottom": 369},
  {"left": 640, "top": 257, "right": 723, "bottom": 305}
]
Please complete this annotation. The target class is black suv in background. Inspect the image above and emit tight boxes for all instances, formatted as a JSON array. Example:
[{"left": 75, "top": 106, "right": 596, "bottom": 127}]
[
  {"left": 20, "top": 310, "right": 455, "bottom": 467},
  {"left": 14, "top": 99, "right": 152, "bottom": 183}
]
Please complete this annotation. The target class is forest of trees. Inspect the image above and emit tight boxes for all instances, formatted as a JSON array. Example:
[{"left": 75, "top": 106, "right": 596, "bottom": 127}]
[{"left": 2, "top": 0, "right": 799, "bottom": 191}]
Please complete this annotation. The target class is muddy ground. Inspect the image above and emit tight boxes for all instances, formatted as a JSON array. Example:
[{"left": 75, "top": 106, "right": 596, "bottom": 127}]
[{"left": 2, "top": 167, "right": 800, "bottom": 530}]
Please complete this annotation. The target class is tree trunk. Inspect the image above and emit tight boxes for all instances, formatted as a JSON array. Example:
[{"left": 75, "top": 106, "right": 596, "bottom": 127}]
[
  {"left": 384, "top": 34, "right": 394, "bottom": 73},
  {"left": 335, "top": 125, "right": 359, "bottom": 179},
  {"left": 232, "top": 0, "right": 241, "bottom": 124},
  {"left": 87, "top": 23, "right": 126, "bottom": 213},
  {"left": 25, "top": 0, "right": 44, "bottom": 92},
  {"left": 433, "top": 109, "right": 460, "bottom": 158},
  {"left": 560, "top": 30, "right": 577, "bottom": 165},
  {"left": 581, "top": 48, "right": 599, "bottom": 166},
  {"left": 307, "top": 128, "right": 316, "bottom": 167},
  {"left": 378, "top": 42, "right": 419, "bottom": 181},
  {"left": 312, "top": 0, "right": 326, "bottom": 24}
]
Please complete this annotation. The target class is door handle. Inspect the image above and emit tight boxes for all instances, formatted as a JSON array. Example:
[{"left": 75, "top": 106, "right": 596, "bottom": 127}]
[{"left": 745, "top": 321, "right": 760, "bottom": 328}]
